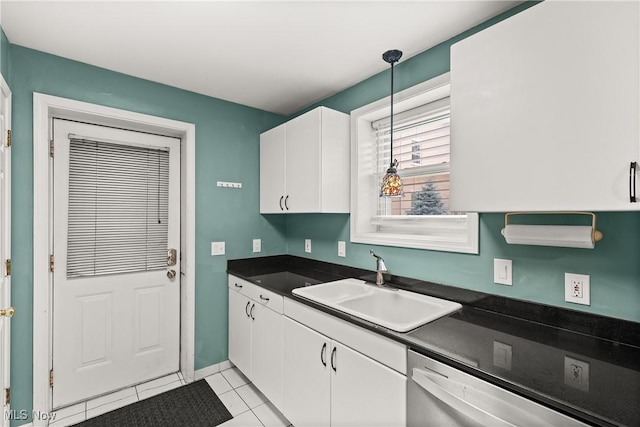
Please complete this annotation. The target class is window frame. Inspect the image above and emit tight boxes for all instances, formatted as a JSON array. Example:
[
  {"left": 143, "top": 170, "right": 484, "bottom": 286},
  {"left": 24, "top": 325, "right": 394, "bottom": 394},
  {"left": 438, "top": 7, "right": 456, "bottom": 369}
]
[{"left": 350, "top": 72, "right": 479, "bottom": 254}]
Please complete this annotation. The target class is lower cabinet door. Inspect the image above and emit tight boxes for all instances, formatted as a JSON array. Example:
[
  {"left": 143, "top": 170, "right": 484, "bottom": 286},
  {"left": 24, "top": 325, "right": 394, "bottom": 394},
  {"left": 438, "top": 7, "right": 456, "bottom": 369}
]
[
  {"left": 228, "top": 290, "right": 252, "bottom": 378},
  {"left": 283, "top": 317, "right": 331, "bottom": 427},
  {"left": 252, "top": 304, "right": 284, "bottom": 411},
  {"left": 330, "top": 341, "right": 407, "bottom": 427}
]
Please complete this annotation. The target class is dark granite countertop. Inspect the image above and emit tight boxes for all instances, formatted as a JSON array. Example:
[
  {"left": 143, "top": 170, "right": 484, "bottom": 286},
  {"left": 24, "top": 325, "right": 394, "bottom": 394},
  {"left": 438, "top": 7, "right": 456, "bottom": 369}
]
[{"left": 228, "top": 255, "right": 640, "bottom": 427}]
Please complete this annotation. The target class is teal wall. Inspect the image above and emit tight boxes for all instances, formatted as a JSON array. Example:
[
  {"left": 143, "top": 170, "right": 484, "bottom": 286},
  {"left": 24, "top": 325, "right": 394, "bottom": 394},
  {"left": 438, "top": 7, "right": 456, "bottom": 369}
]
[
  {"left": 7, "top": 45, "right": 287, "bottom": 424},
  {"left": 3, "top": 1, "right": 639, "bottom": 424},
  {"left": 285, "top": 1, "right": 640, "bottom": 324}
]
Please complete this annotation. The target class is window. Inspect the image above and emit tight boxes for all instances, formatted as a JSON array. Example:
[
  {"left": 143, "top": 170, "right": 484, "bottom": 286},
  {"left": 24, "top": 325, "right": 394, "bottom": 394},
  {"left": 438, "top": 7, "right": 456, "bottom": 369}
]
[{"left": 350, "top": 73, "right": 478, "bottom": 253}]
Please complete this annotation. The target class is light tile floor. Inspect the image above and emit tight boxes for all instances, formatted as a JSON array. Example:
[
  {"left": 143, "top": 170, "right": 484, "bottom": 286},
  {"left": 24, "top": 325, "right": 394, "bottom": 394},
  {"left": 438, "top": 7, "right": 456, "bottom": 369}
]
[{"left": 50, "top": 367, "right": 292, "bottom": 427}]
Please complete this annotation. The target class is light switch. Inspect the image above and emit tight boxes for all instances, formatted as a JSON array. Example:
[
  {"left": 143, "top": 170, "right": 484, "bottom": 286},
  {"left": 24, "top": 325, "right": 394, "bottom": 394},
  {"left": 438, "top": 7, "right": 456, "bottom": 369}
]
[
  {"left": 494, "top": 258, "right": 512, "bottom": 286},
  {"left": 338, "top": 241, "right": 346, "bottom": 257}
]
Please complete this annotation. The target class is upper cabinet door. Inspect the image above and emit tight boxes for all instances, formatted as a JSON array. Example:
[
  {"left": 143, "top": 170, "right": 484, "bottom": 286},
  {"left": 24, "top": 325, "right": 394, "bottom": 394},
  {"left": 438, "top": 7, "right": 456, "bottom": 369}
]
[
  {"left": 286, "top": 108, "right": 322, "bottom": 213},
  {"left": 450, "top": 1, "right": 640, "bottom": 212},
  {"left": 259, "top": 106, "right": 350, "bottom": 214},
  {"left": 260, "top": 125, "right": 287, "bottom": 213}
]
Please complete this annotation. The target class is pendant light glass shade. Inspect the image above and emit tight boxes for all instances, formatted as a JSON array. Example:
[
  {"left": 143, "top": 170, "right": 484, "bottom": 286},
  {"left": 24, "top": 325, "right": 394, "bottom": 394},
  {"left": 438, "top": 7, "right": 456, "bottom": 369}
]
[
  {"left": 380, "top": 49, "right": 403, "bottom": 198},
  {"left": 380, "top": 160, "right": 403, "bottom": 197}
]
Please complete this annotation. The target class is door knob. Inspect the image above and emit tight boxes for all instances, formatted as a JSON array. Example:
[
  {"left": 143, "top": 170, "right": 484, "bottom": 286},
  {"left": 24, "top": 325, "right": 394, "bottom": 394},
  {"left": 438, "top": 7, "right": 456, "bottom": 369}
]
[
  {"left": 167, "top": 270, "right": 176, "bottom": 279},
  {"left": 0, "top": 307, "right": 14, "bottom": 318}
]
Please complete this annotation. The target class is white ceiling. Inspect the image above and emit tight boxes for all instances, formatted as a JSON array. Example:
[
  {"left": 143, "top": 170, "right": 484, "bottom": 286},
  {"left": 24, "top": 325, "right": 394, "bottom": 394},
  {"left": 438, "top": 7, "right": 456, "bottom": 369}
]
[{"left": 1, "top": 1, "right": 522, "bottom": 115}]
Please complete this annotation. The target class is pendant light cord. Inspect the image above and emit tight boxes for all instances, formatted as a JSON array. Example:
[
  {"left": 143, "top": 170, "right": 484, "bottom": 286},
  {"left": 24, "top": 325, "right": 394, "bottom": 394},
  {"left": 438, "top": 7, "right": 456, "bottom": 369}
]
[{"left": 390, "top": 61, "right": 395, "bottom": 166}]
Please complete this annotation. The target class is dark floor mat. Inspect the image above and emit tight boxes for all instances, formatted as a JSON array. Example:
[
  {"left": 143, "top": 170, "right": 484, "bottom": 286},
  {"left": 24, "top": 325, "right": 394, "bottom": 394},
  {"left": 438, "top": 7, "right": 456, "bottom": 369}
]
[{"left": 73, "top": 379, "right": 233, "bottom": 427}]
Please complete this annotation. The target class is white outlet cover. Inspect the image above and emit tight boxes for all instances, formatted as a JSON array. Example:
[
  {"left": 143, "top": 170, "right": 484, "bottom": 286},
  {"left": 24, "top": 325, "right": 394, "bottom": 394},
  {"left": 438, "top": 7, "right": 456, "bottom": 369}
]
[
  {"left": 565, "top": 273, "right": 590, "bottom": 305},
  {"left": 211, "top": 241, "right": 225, "bottom": 256},
  {"left": 564, "top": 356, "right": 589, "bottom": 392},
  {"left": 304, "top": 239, "right": 312, "bottom": 253},
  {"left": 252, "top": 239, "right": 261, "bottom": 253}
]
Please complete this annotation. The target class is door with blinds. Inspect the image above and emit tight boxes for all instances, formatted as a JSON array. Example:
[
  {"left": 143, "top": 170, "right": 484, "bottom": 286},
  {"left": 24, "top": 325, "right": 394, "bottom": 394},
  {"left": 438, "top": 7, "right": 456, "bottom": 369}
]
[{"left": 52, "top": 119, "right": 181, "bottom": 408}]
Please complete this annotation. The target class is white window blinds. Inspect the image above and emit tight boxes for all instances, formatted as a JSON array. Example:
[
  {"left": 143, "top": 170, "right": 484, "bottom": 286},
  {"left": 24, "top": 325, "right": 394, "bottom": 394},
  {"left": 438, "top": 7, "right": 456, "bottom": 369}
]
[
  {"left": 372, "top": 97, "right": 454, "bottom": 216},
  {"left": 67, "top": 137, "right": 170, "bottom": 278}
]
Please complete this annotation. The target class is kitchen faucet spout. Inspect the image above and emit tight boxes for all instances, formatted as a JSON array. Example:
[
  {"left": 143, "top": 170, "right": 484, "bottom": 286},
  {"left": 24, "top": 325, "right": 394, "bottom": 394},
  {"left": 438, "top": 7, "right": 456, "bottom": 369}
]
[{"left": 370, "top": 250, "right": 388, "bottom": 286}]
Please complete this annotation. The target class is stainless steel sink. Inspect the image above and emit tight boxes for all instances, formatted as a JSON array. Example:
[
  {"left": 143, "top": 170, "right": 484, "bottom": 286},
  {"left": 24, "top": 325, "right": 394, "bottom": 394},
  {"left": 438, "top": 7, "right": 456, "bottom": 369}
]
[{"left": 292, "top": 279, "right": 462, "bottom": 332}]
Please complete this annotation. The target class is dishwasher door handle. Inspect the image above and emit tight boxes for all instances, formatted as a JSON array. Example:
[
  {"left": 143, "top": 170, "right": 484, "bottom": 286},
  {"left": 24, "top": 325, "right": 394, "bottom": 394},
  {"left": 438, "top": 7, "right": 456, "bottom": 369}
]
[{"left": 412, "top": 368, "right": 516, "bottom": 427}]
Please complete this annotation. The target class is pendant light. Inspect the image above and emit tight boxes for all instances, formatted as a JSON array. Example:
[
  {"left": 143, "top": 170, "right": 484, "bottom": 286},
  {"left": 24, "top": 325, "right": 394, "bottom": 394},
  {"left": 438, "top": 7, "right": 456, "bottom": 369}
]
[{"left": 379, "top": 49, "right": 403, "bottom": 197}]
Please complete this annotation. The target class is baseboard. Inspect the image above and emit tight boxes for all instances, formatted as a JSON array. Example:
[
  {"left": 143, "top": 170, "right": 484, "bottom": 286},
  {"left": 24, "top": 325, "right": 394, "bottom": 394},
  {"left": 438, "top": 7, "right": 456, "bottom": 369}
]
[{"left": 194, "top": 360, "right": 234, "bottom": 381}]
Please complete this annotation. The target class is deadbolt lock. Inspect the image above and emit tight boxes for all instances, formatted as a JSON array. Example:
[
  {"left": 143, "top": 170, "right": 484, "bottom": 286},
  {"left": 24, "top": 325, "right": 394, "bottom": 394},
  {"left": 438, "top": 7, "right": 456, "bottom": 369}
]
[
  {"left": 0, "top": 307, "right": 14, "bottom": 318},
  {"left": 167, "top": 270, "right": 177, "bottom": 279},
  {"left": 167, "top": 249, "right": 177, "bottom": 266}
]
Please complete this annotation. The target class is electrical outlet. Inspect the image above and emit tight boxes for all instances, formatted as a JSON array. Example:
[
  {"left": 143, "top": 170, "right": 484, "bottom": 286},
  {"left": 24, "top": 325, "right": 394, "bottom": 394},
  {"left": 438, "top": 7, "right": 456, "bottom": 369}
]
[
  {"left": 564, "top": 273, "right": 590, "bottom": 305},
  {"left": 564, "top": 356, "right": 590, "bottom": 392},
  {"left": 252, "top": 239, "right": 261, "bottom": 253},
  {"left": 304, "top": 239, "right": 312, "bottom": 253},
  {"left": 338, "top": 241, "right": 346, "bottom": 257},
  {"left": 211, "top": 241, "right": 225, "bottom": 256}
]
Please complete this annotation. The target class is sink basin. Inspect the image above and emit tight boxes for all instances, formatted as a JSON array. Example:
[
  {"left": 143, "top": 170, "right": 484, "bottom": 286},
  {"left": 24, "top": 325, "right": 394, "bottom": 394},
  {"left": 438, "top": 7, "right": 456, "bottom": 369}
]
[
  {"left": 292, "top": 279, "right": 462, "bottom": 332},
  {"left": 293, "top": 278, "right": 373, "bottom": 302}
]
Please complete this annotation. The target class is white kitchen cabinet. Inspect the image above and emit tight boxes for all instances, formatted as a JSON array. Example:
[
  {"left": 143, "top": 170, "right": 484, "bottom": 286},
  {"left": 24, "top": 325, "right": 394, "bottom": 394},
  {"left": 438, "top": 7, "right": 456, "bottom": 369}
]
[
  {"left": 228, "top": 289, "right": 252, "bottom": 377},
  {"left": 228, "top": 275, "right": 284, "bottom": 410},
  {"left": 450, "top": 1, "right": 640, "bottom": 212},
  {"left": 259, "top": 106, "right": 350, "bottom": 213},
  {"left": 251, "top": 302, "right": 283, "bottom": 410},
  {"left": 259, "top": 125, "right": 286, "bottom": 213},
  {"left": 282, "top": 317, "right": 331, "bottom": 427},
  {"left": 283, "top": 316, "right": 406, "bottom": 427}
]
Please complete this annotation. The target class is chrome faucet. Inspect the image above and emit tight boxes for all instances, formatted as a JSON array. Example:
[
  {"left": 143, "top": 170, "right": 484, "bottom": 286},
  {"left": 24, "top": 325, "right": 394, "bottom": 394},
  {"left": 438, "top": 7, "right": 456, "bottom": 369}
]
[{"left": 370, "top": 250, "right": 388, "bottom": 286}]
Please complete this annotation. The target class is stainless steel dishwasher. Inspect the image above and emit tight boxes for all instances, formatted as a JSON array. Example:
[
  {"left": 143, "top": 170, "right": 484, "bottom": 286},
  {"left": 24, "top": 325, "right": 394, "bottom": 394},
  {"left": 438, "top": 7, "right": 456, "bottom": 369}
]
[{"left": 407, "top": 350, "right": 588, "bottom": 426}]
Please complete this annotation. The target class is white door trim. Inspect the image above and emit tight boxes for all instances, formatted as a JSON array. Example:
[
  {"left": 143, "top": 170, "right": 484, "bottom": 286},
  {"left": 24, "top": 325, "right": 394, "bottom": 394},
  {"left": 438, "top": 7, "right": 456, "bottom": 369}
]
[
  {"left": 33, "top": 93, "right": 196, "bottom": 422},
  {"left": 0, "top": 74, "right": 12, "bottom": 427}
]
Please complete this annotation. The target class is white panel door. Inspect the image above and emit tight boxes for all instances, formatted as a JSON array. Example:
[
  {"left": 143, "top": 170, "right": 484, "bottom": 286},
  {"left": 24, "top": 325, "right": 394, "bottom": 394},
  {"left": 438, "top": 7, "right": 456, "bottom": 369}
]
[
  {"left": 0, "top": 76, "right": 11, "bottom": 427},
  {"left": 52, "top": 119, "right": 180, "bottom": 408}
]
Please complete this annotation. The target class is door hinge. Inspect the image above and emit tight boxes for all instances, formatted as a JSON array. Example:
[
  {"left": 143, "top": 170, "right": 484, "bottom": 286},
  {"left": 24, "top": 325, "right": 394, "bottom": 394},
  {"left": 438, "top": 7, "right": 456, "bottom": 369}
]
[
  {"left": 49, "top": 255, "right": 54, "bottom": 273},
  {"left": 4, "top": 259, "right": 9, "bottom": 276},
  {"left": 5, "top": 130, "right": 10, "bottom": 147},
  {"left": 49, "top": 370, "right": 54, "bottom": 388},
  {"left": 49, "top": 140, "right": 54, "bottom": 157},
  {"left": 4, "top": 388, "right": 9, "bottom": 405}
]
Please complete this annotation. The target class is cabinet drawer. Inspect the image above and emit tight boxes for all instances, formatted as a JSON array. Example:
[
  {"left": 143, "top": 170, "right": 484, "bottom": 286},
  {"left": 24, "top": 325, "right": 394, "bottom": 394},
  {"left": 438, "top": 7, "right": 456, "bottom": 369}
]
[{"left": 228, "top": 274, "right": 284, "bottom": 314}]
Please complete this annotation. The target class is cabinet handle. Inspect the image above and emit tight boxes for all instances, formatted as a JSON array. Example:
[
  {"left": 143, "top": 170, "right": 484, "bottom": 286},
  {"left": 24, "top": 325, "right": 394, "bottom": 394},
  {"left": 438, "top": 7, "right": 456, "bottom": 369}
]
[
  {"left": 320, "top": 343, "right": 327, "bottom": 367},
  {"left": 284, "top": 195, "right": 289, "bottom": 210},
  {"left": 259, "top": 294, "right": 270, "bottom": 302},
  {"left": 234, "top": 283, "right": 243, "bottom": 289},
  {"left": 331, "top": 347, "right": 337, "bottom": 372},
  {"left": 250, "top": 303, "right": 255, "bottom": 320},
  {"left": 630, "top": 162, "right": 637, "bottom": 203},
  {"left": 245, "top": 301, "right": 251, "bottom": 318},
  {"left": 279, "top": 196, "right": 284, "bottom": 211}
]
